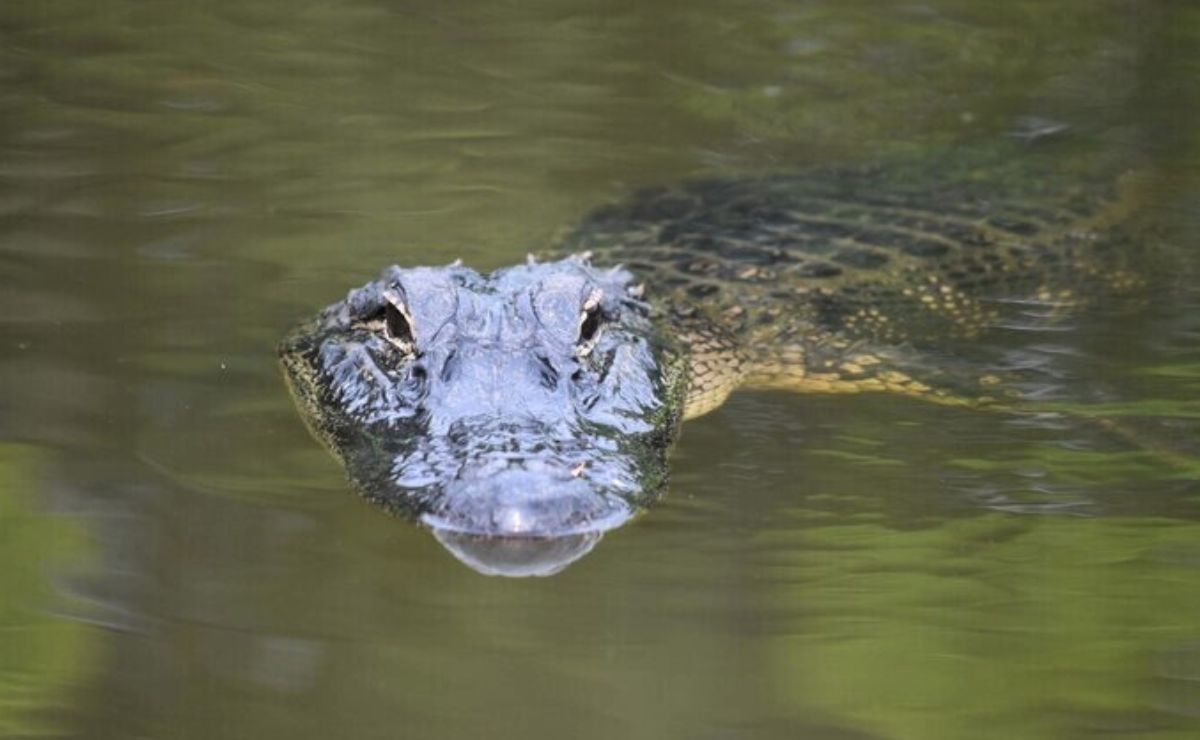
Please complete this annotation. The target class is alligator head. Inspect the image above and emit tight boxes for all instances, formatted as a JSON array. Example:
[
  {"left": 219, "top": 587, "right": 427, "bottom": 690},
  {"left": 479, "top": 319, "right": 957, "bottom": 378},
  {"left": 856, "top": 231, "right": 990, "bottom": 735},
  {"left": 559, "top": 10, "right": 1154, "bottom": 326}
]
[{"left": 280, "top": 255, "right": 689, "bottom": 575}]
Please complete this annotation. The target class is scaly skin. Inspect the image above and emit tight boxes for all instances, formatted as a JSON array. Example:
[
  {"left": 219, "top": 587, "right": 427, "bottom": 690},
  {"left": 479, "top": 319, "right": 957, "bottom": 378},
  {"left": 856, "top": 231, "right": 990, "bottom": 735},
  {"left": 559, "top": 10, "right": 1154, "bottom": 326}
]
[
  {"left": 564, "top": 140, "right": 1149, "bottom": 411},
  {"left": 282, "top": 138, "right": 1154, "bottom": 574}
]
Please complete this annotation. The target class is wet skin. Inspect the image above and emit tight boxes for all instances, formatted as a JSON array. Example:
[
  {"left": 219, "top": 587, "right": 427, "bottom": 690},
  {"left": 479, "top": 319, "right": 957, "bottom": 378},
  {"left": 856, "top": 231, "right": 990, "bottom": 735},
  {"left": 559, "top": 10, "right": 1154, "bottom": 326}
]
[
  {"left": 282, "top": 140, "right": 1152, "bottom": 575},
  {"left": 280, "top": 256, "right": 690, "bottom": 570}
]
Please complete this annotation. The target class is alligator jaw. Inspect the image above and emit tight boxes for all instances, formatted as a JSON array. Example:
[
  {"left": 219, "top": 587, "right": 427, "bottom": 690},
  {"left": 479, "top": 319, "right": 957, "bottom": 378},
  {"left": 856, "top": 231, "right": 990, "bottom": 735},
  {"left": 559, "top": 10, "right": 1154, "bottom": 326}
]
[
  {"left": 415, "top": 462, "right": 638, "bottom": 539},
  {"left": 416, "top": 466, "right": 636, "bottom": 576}
]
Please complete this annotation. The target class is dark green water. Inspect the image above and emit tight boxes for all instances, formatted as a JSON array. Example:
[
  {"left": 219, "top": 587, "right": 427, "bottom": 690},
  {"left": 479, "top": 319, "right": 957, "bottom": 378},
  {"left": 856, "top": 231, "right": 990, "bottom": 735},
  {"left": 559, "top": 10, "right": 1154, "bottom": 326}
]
[{"left": 2, "top": 2, "right": 1200, "bottom": 738}]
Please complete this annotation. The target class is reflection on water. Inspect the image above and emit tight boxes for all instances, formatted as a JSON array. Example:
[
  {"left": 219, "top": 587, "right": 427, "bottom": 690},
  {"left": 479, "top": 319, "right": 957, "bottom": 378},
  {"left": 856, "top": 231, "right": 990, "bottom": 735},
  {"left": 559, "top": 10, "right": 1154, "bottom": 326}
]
[
  {"left": 431, "top": 529, "right": 604, "bottom": 577},
  {"left": 1, "top": 0, "right": 1200, "bottom": 738},
  {"left": 0, "top": 446, "right": 95, "bottom": 738}
]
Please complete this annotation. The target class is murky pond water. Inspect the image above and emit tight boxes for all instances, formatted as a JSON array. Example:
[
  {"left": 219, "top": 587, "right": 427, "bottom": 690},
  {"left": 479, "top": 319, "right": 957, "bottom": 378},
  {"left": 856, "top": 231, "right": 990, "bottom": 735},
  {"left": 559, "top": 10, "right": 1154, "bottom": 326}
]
[{"left": 3, "top": 1, "right": 1200, "bottom": 738}]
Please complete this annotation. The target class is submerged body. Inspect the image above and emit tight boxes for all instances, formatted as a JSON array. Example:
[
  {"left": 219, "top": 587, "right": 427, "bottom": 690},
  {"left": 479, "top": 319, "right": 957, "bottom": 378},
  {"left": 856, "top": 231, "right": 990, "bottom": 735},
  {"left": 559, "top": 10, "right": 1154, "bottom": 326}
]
[{"left": 281, "top": 139, "right": 1151, "bottom": 572}]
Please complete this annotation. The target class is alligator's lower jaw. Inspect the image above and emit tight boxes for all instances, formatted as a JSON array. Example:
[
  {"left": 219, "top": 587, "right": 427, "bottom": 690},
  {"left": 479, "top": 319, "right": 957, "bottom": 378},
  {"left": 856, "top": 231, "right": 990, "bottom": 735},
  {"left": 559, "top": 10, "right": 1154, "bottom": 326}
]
[
  {"left": 419, "top": 504, "right": 634, "bottom": 539},
  {"left": 415, "top": 463, "right": 640, "bottom": 538}
]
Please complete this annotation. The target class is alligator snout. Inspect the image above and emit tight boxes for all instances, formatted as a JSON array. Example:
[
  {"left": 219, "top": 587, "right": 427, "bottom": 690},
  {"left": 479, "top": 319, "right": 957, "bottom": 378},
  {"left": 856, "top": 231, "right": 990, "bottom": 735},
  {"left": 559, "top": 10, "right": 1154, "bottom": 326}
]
[{"left": 421, "top": 464, "right": 635, "bottom": 537}]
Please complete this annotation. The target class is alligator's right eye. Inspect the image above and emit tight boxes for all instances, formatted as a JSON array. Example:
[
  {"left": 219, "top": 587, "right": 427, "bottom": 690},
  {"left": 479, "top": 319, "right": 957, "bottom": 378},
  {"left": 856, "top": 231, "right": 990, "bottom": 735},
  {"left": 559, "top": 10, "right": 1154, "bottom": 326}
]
[
  {"left": 385, "top": 302, "right": 414, "bottom": 347},
  {"left": 378, "top": 289, "right": 416, "bottom": 354}
]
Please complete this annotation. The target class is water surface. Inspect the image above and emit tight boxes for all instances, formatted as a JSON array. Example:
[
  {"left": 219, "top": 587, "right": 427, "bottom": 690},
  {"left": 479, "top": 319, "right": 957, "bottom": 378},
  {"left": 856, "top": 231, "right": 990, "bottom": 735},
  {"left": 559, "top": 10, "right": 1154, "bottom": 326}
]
[{"left": 2, "top": 1, "right": 1200, "bottom": 738}]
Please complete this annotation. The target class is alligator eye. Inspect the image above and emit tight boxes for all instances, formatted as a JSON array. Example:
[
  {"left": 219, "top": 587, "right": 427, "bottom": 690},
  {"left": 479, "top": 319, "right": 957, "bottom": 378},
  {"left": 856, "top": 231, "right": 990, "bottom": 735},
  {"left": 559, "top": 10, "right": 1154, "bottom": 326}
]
[
  {"left": 577, "top": 291, "right": 604, "bottom": 355},
  {"left": 579, "top": 306, "right": 601, "bottom": 342},
  {"left": 381, "top": 290, "right": 416, "bottom": 353}
]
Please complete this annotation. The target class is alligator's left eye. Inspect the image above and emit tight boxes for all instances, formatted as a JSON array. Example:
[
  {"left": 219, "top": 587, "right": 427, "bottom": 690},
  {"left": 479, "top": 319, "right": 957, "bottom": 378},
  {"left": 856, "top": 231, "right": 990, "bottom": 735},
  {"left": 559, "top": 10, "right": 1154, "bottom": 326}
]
[{"left": 577, "top": 291, "right": 605, "bottom": 355}]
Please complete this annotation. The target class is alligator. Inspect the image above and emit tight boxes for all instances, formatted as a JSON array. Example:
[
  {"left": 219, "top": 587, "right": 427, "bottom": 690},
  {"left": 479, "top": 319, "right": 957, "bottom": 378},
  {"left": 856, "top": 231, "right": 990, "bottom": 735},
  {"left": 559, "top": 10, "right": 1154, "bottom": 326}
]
[{"left": 280, "top": 139, "right": 1153, "bottom": 575}]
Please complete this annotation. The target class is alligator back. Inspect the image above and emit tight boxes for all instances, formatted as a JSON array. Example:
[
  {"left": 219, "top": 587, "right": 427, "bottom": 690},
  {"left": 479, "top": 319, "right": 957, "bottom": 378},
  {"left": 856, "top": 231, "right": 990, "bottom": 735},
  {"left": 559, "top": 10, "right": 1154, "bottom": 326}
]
[{"left": 561, "top": 140, "right": 1152, "bottom": 399}]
